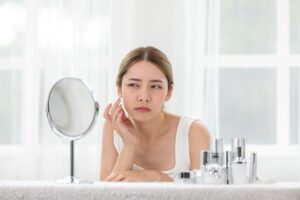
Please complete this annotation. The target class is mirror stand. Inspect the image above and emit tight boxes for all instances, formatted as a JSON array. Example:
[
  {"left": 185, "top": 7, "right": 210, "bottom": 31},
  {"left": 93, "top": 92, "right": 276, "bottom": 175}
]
[{"left": 57, "top": 141, "right": 93, "bottom": 184}]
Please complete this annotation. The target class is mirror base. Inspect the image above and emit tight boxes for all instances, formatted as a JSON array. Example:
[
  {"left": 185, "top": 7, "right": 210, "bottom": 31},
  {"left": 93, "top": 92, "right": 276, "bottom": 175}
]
[{"left": 57, "top": 176, "right": 94, "bottom": 184}]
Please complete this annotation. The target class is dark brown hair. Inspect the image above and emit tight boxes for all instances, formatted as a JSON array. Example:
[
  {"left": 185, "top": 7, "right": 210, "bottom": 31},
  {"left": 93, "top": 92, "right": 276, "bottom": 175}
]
[{"left": 117, "top": 46, "right": 174, "bottom": 90}]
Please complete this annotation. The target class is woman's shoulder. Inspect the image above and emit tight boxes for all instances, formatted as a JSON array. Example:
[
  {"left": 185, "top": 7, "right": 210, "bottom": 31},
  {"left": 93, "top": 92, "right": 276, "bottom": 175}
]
[
  {"left": 164, "top": 113, "right": 206, "bottom": 129},
  {"left": 177, "top": 115, "right": 208, "bottom": 131},
  {"left": 189, "top": 120, "right": 210, "bottom": 134},
  {"left": 188, "top": 119, "right": 211, "bottom": 147},
  {"left": 169, "top": 114, "right": 210, "bottom": 142}
]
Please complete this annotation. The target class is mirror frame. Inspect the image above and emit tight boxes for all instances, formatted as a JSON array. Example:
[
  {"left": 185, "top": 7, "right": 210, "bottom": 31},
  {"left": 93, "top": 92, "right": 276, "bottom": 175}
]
[{"left": 46, "top": 77, "right": 99, "bottom": 141}]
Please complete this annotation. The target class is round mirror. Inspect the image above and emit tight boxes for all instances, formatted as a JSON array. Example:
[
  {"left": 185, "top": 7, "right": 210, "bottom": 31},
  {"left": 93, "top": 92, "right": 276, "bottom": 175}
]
[
  {"left": 46, "top": 77, "right": 99, "bottom": 141},
  {"left": 46, "top": 77, "right": 99, "bottom": 184}
]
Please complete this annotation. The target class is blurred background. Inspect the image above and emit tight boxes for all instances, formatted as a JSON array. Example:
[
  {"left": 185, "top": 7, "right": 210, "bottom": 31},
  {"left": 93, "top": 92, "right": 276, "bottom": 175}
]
[{"left": 1, "top": 0, "right": 300, "bottom": 181}]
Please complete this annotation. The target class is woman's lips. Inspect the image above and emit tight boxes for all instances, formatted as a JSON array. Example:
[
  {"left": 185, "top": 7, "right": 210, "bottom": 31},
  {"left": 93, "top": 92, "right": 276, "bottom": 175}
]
[{"left": 135, "top": 107, "right": 151, "bottom": 112}]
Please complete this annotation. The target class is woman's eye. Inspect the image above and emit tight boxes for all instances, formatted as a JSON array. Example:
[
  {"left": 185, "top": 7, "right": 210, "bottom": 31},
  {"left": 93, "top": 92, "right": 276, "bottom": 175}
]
[
  {"left": 151, "top": 85, "right": 162, "bottom": 89},
  {"left": 128, "top": 83, "right": 139, "bottom": 87}
]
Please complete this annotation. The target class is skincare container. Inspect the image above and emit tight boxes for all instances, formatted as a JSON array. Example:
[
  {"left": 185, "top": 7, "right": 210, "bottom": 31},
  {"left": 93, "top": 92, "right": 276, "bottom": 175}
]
[
  {"left": 231, "top": 138, "right": 247, "bottom": 184},
  {"left": 211, "top": 138, "right": 224, "bottom": 165},
  {"left": 201, "top": 139, "right": 226, "bottom": 184},
  {"left": 201, "top": 150, "right": 210, "bottom": 167},
  {"left": 231, "top": 137, "right": 246, "bottom": 158},
  {"left": 193, "top": 150, "right": 210, "bottom": 184},
  {"left": 194, "top": 150, "right": 210, "bottom": 184},
  {"left": 201, "top": 164, "right": 226, "bottom": 184},
  {"left": 191, "top": 169, "right": 201, "bottom": 184},
  {"left": 248, "top": 152, "right": 257, "bottom": 183},
  {"left": 193, "top": 137, "right": 258, "bottom": 185},
  {"left": 174, "top": 171, "right": 193, "bottom": 184},
  {"left": 224, "top": 151, "right": 233, "bottom": 184}
]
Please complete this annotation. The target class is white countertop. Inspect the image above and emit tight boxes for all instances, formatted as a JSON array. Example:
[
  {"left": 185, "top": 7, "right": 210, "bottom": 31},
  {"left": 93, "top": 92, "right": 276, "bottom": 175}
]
[{"left": 0, "top": 181, "right": 300, "bottom": 200}]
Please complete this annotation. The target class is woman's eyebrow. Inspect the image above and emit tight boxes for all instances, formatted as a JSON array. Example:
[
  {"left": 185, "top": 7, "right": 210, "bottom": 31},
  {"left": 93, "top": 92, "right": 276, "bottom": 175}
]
[
  {"left": 128, "top": 78, "right": 141, "bottom": 82},
  {"left": 128, "top": 78, "right": 163, "bottom": 83},
  {"left": 150, "top": 80, "right": 163, "bottom": 83}
]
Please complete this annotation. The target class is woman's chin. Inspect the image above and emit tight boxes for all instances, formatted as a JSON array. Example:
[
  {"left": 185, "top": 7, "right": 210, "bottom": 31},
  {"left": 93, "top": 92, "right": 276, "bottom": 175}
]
[{"left": 130, "top": 112, "right": 154, "bottom": 122}]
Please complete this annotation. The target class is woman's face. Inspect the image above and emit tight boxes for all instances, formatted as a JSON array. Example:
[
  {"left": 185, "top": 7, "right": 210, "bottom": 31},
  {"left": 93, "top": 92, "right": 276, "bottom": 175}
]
[{"left": 118, "top": 61, "right": 172, "bottom": 122}]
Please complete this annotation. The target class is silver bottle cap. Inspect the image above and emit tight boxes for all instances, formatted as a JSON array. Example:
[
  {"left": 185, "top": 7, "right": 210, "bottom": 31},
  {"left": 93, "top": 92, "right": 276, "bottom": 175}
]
[
  {"left": 231, "top": 138, "right": 246, "bottom": 158},
  {"left": 225, "top": 151, "right": 233, "bottom": 167},
  {"left": 212, "top": 138, "right": 224, "bottom": 153},
  {"left": 201, "top": 150, "right": 210, "bottom": 167}
]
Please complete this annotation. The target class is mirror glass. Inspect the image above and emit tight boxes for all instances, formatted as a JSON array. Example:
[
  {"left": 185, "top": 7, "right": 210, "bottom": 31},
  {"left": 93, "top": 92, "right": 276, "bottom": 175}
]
[{"left": 47, "top": 77, "right": 99, "bottom": 141}]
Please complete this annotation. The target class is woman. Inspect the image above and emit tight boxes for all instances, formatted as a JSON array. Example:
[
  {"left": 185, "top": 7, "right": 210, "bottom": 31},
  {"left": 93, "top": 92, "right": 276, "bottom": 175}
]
[{"left": 100, "top": 46, "right": 210, "bottom": 182}]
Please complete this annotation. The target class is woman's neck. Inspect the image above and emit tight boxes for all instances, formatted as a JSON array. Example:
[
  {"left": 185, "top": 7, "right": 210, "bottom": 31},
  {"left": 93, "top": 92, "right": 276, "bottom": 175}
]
[{"left": 133, "top": 111, "right": 169, "bottom": 140}]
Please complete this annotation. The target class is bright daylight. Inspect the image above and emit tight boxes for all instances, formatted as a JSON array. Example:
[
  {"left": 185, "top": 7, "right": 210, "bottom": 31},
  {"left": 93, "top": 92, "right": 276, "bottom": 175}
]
[{"left": 0, "top": 0, "right": 300, "bottom": 199}]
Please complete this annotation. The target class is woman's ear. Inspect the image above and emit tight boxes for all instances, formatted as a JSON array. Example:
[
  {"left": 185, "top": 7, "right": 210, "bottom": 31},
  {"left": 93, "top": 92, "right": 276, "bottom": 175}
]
[{"left": 165, "top": 84, "right": 174, "bottom": 101}]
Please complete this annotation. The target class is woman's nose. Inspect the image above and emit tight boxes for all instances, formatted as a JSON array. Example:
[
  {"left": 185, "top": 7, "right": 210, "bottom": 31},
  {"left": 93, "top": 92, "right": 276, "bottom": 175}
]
[{"left": 138, "top": 89, "right": 150, "bottom": 102}]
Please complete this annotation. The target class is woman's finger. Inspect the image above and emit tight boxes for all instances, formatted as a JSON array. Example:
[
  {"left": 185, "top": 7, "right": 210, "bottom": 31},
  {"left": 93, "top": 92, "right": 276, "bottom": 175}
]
[
  {"left": 116, "top": 108, "right": 124, "bottom": 124},
  {"left": 112, "top": 105, "right": 122, "bottom": 125},
  {"left": 110, "top": 98, "right": 121, "bottom": 117},
  {"left": 111, "top": 173, "right": 125, "bottom": 182},
  {"left": 121, "top": 177, "right": 131, "bottom": 182},
  {"left": 103, "top": 103, "right": 112, "bottom": 121},
  {"left": 104, "top": 172, "right": 118, "bottom": 181}
]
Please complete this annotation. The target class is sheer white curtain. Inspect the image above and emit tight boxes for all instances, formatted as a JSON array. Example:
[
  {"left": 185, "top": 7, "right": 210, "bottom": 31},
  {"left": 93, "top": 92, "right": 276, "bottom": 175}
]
[
  {"left": 35, "top": 0, "right": 111, "bottom": 180},
  {"left": 0, "top": 0, "right": 214, "bottom": 180},
  {"left": 1, "top": 0, "right": 111, "bottom": 180}
]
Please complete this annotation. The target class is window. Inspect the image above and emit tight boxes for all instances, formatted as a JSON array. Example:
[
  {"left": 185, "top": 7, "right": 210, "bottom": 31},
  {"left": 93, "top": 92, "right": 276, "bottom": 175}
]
[
  {"left": 0, "top": 71, "right": 22, "bottom": 144},
  {"left": 204, "top": 0, "right": 300, "bottom": 148},
  {"left": 218, "top": 68, "right": 277, "bottom": 144},
  {"left": 0, "top": 0, "right": 111, "bottom": 145},
  {"left": 0, "top": 0, "right": 25, "bottom": 144}
]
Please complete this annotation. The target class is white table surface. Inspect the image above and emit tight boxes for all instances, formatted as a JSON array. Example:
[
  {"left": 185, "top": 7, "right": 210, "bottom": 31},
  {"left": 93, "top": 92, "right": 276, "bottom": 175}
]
[{"left": 0, "top": 181, "right": 300, "bottom": 200}]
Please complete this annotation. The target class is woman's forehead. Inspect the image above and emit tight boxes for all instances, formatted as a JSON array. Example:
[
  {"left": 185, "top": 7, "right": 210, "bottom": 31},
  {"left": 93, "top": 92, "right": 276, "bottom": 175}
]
[{"left": 124, "top": 61, "right": 167, "bottom": 82}]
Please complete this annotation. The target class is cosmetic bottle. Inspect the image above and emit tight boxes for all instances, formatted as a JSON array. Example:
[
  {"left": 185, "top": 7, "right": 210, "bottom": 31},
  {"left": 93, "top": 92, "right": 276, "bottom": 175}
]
[
  {"left": 248, "top": 152, "right": 257, "bottom": 184},
  {"left": 193, "top": 150, "right": 210, "bottom": 184},
  {"left": 201, "top": 139, "right": 226, "bottom": 184},
  {"left": 201, "top": 150, "right": 210, "bottom": 168},
  {"left": 224, "top": 150, "right": 233, "bottom": 184},
  {"left": 201, "top": 164, "right": 226, "bottom": 184},
  {"left": 174, "top": 171, "right": 193, "bottom": 184},
  {"left": 191, "top": 169, "right": 201, "bottom": 184},
  {"left": 231, "top": 144, "right": 247, "bottom": 184},
  {"left": 211, "top": 138, "right": 224, "bottom": 165},
  {"left": 231, "top": 137, "right": 246, "bottom": 158}
]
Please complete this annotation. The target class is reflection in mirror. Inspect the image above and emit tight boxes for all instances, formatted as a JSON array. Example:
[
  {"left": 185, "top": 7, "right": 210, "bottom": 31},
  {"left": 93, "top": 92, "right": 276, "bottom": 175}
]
[
  {"left": 47, "top": 78, "right": 98, "bottom": 140},
  {"left": 46, "top": 77, "right": 99, "bottom": 183}
]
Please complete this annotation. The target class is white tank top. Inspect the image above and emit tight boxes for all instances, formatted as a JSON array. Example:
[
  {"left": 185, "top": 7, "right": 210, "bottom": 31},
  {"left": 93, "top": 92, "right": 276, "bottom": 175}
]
[{"left": 113, "top": 116, "right": 196, "bottom": 175}]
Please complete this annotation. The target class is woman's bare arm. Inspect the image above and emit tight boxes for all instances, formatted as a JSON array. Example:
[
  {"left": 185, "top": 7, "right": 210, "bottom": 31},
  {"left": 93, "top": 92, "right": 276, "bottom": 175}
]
[
  {"left": 100, "top": 120, "right": 137, "bottom": 180},
  {"left": 189, "top": 120, "right": 211, "bottom": 169},
  {"left": 104, "top": 169, "right": 173, "bottom": 182},
  {"left": 100, "top": 120, "right": 118, "bottom": 180}
]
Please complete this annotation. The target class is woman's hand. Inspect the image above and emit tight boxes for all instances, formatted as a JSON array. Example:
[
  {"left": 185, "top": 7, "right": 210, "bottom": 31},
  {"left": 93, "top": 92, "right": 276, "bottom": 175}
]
[
  {"left": 103, "top": 98, "right": 138, "bottom": 146},
  {"left": 104, "top": 170, "right": 164, "bottom": 182}
]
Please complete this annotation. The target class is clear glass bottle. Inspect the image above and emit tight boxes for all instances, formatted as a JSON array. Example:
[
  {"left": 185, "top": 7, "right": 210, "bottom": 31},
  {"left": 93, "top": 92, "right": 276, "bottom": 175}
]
[
  {"left": 211, "top": 138, "right": 224, "bottom": 165},
  {"left": 248, "top": 152, "right": 257, "bottom": 184},
  {"left": 231, "top": 142, "right": 247, "bottom": 184},
  {"left": 201, "top": 139, "right": 226, "bottom": 184},
  {"left": 224, "top": 150, "right": 233, "bottom": 184}
]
